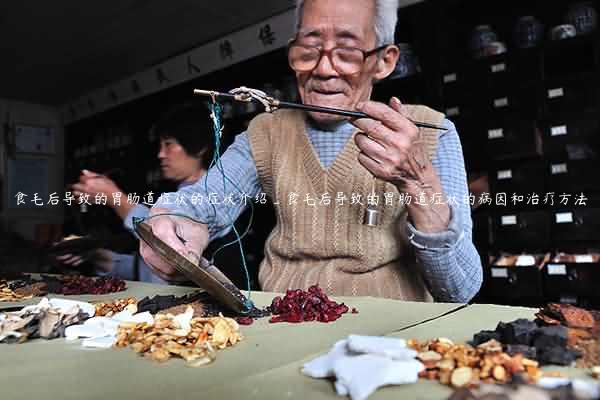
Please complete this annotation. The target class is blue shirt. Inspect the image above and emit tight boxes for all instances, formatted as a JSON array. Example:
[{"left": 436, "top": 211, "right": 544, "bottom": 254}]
[
  {"left": 105, "top": 180, "right": 198, "bottom": 284},
  {"left": 153, "top": 118, "right": 483, "bottom": 302}
]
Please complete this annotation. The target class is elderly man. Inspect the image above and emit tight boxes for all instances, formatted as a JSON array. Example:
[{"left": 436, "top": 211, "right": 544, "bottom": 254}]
[{"left": 140, "top": 0, "right": 483, "bottom": 302}]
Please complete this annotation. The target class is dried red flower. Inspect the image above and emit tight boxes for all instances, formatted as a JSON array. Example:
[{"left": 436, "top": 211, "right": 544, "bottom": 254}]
[
  {"left": 268, "top": 285, "right": 352, "bottom": 324},
  {"left": 236, "top": 316, "right": 254, "bottom": 325},
  {"left": 59, "top": 276, "right": 126, "bottom": 295}
]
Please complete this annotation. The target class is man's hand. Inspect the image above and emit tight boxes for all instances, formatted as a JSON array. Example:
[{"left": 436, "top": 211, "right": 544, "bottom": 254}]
[
  {"left": 352, "top": 98, "right": 450, "bottom": 233},
  {"left": 72, "top": 170, "right": 123, "bottom": 202},
  {"left": 139, "top": 207, "right": 210, "bottom": 282},
  {"left": 71, "top": 170, "right": 135, "bottom": 219},
  {"left": 56, "top": 248, "right": 114, "bottom": 272}
]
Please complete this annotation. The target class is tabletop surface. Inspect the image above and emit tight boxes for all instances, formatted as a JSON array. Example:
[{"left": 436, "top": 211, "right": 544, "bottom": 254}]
[{"left": 0, "top": 281, "right": 591, "bottom": 400}]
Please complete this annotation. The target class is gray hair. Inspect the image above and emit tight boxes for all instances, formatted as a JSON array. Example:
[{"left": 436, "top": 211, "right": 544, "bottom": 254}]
[{"left": 295, "top": 0, "right": 399, "bottom": 46}]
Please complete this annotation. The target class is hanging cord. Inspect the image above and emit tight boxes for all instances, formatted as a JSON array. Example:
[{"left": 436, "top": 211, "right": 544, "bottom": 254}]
[
  {"left": 134, "top": 96, "right": 256, "bottom": 311},
  {"left": 203, "top": 98, "right": 255, "bottom": 304}
]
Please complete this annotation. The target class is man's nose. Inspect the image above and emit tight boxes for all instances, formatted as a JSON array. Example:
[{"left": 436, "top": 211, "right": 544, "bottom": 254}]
[{"left": 313, "top": 51, "right": 339, "bottom": 78}]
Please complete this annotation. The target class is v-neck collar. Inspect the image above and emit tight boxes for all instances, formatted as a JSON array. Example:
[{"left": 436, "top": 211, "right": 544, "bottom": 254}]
[{"left": 298, "top": 115, "right": 361, "bottom": 195}]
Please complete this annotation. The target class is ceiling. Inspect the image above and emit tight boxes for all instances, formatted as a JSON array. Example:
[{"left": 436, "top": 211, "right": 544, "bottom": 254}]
[{"left": 0, "top": 0, "right": 296, "bottom": 106}]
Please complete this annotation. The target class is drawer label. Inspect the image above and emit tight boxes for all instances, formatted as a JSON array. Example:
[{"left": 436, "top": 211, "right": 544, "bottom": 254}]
[
  {"left": 497, "top": 169, "right": 513, "bottom": 180},
  {"left": 555, "top": 212, "right": 573, "bottom": 224},
  {"left": 551, "top": 163, "right": 568, "bottom": 175},
  {"left": 547, "top": 264, "right": 567, "bottom": 275},
  {"left": 501, "top": 215, "right": 517, "bottom": 225},
  {"left": 494, "top": 97, "right": 509, "bottom": 108},
  {"left": 443, "top": 73, "right": 457, "bottom": 83},
  {"left": 548, "top": 87, "right": 564, "bottom": 99},
  {"left": 488, "top": 128, "right": 504, "bottom": 139},
  {"left": 446, "top": 107, "right": 460, "bottom": 117},
  {"left": 491, "top": 63, "right": 506, "bottom": 73},
  {"left": 551, "top": 125, "right": 568, "bottom": 136},
  {"left": 491, "top": 268, "right": 508, "bottom": 278}
]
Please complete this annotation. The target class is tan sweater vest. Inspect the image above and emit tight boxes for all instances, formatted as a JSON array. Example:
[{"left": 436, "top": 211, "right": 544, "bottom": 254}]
[{"left": 247, "top": 106, "right": 445, "bottom": 301}]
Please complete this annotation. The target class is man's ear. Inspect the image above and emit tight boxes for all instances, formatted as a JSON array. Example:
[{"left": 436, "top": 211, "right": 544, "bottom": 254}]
[{"left": 373, "top": 45, "right": 400, "bottom": 81}]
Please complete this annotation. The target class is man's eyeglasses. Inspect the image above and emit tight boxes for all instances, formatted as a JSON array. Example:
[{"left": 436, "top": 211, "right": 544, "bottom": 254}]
[{"left": 287, "top": 40, "right": 391, "bottom": 75}]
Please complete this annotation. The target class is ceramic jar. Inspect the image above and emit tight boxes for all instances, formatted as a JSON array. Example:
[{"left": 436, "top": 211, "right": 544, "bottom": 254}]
[
  {"left": 514, "top": 16, "right": 544, "bottom": 48},
  {"left": 566, "top": 2, "right": 598, "bottom": 35}
]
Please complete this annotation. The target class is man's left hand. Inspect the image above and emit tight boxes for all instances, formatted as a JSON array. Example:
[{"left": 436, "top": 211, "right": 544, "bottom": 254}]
[{"left": 352, "top": 98, "right": 450, "bottom": 233}]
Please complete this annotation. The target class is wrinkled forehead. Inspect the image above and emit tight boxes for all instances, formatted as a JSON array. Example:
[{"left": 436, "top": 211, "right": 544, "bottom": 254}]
[
  {"left": 297, "top": 24, "right": 368, "bottom": 41},
  {"left": 297, "top": 1, "right": 376, "bottom": 43}
]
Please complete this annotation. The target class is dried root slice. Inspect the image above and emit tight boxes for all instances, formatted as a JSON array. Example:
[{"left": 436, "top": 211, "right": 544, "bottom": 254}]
[
  {"left": 418, "top": 351, "right": 442, "bottom": 362},
  {"left": 439, "top": 370, "right": 452, "bottom": 385},
  {"left": 477, "top": 339, "right": 503, "bottom": 353},
  {"left": 94, "top": 297, "right": 137, "bottom": 317},
  {"left": 418, "top": 350, "right": 443, "bottom": 369},
  {"left": 114, "top": 309, "right": 242, "bottom": 366},
  {"left": 492, "top": 365, "right": 507, "bottom": 382},
  {"left": 437, "top": 358, "right": 456, "bottom": 372},
  {"left": 451, "top": 367, "right": 473, "bottom": 388}
]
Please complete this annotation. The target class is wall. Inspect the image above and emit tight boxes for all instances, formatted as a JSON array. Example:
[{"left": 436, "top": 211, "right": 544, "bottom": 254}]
[{"left": 0, "top": 98, "right": 64, "bottom": 241}]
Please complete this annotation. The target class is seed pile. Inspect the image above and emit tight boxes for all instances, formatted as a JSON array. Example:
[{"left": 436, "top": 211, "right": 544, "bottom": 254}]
[
  {"left": 409, "top": 337, "right": 549, "bottom": 388},
  {"left": 94, "top": 298, "right": 137, "bottom": 317}
]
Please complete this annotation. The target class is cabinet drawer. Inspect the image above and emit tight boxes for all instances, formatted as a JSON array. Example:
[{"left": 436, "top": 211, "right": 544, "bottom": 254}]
[
  {"left": 484, "top": 265, "right": 543, "bottom": 302},
  {"left": 546, "top": 159, "right": 600, "bottom": 193},
  {"left": 492, "top": 211, "right": 550, "bottom": 251},
  {"left": 543, "top": 261, "right": 600, "bottom": 299},
  {"left": 540, "top": 111, "right": 600, "bottom": 158},
  {"left": 490, "top": 160, "right": 545, "bottom": 205},
  {"left": 484, "top": 118, "right": 542, "bottom": 160},
  {"left": 543, "top": 77, "right": 599, "bottom": 113},
  {"left": 550, "top": 208, "right": 600, "bottom": 243}
]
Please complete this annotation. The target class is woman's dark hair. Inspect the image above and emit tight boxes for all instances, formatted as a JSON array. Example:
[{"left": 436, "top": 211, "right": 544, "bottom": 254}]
[{"left": 150, "top": 103, "right": 214, "bottom": 169}]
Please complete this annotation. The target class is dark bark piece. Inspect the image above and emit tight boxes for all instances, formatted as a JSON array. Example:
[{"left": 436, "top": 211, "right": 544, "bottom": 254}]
[
  {"left": 504, "top": 345, "right": 537, "bottom": 360},
  {"left": 497, "top": 319, "right": 538, "bottom": 345},
  {"left": 471, "top": 330, "right": 502, "bottom": 346},
  {"left": 532, "top": 326, "right": 568, "bottom": 350},
  {"left": 537, "top": 347, "right": 580, "bottom": 366}
]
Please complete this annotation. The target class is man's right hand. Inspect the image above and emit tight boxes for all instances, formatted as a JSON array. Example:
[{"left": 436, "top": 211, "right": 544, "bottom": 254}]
[
  {"left": 71, "top": 169, "right": 138, "bottom": 220},
  {"left": 56, "top": 248, "right": 114, "bottom": 272},
  {"left": 72, "top": 170, "right": 123, "bottom": 205},
  {"left": 139, "top": 207, "right": 210, "bottom": 282}
]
